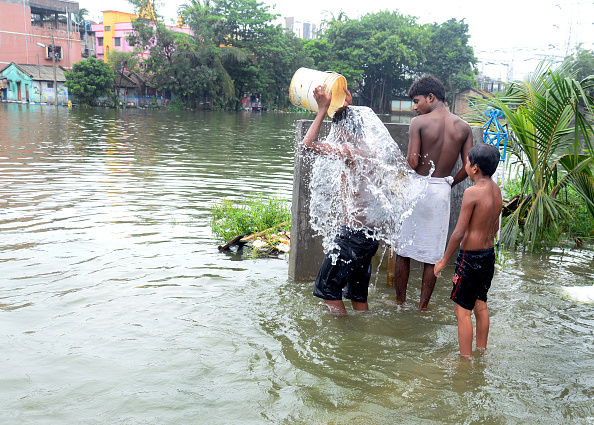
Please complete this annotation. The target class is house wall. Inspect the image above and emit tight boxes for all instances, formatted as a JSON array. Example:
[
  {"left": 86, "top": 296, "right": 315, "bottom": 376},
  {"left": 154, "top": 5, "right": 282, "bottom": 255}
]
[
  {"left": 1, "top": 64, "right": 32, "bottom": 101},
  {"left": 92, "top": 25, "right": 104, "bottom": 58},
  {"left": 114, "top": 22, "right": 134, "bottom": 53},
  {"left": 0, "top": 63, "right": 68, "bottom": 103},
  {"left": 35, "top": 78, "right": 68, "bottom": 103},
  {"left": 0, "top": 0, "right": 82, "bottom": 68}
]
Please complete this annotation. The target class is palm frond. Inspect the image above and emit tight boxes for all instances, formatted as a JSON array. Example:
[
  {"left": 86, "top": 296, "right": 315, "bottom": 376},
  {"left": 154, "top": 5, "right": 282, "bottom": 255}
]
[
  {"left": 522, "top": 190, "right": 569, "bottom": 249},
  {"left": 563, "top": 171, "right": 594, "bottom": 218},
  {"left": 220, "top": 46, "right": 249, "bottom": 63}
]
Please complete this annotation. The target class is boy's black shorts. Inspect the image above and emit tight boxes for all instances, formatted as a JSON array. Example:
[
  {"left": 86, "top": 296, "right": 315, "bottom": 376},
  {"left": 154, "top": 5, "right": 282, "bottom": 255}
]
[
  {"left": 313, "top": 226, "right": 379, "bottom": 303},
  {"left": 450, "top": 247, "right": 495, "bottom": 310}
]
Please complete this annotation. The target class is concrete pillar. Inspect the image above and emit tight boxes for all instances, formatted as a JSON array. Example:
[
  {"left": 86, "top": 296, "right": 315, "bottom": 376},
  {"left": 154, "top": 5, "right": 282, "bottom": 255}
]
[{"left": 288, "top": 120, "right": 483, "bottom": 281}]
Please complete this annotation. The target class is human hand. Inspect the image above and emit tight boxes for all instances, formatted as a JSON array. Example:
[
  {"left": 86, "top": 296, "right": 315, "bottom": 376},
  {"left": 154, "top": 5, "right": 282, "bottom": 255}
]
[
  {"left": 313, "top": 85, "right": 332, "bottom": 112},
  {"left": 343, "top": 87, "right": 353, "bottom": 106},
  {"left": 434, "top": 260, "right": 445, "bottom": 278}
]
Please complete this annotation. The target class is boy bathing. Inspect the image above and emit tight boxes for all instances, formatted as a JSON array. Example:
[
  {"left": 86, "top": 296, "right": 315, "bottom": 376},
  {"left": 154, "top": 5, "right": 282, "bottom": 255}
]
[
  {"left": 302, "top": 85, "right": 379, "bottom": 315},
  {"left": 434, "top": 143, "right": 502, "bottom": 359}
]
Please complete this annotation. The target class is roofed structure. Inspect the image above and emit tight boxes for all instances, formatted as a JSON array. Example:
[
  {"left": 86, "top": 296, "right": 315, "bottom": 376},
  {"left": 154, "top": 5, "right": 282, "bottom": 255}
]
[
  {"left": 0, "top": 62, "right": 67, "bottom": 82},
  {"left": 29, "top": 0, "right": 79, "bottom": 15},
  {"left": 114, "top": 71, "right": 137, "bottom": 89}
]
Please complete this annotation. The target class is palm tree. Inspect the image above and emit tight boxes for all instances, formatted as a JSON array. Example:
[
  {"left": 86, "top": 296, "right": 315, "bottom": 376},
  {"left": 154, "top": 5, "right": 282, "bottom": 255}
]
[
  {"left": 471, "top": 60, "right": 594, "bottom": 249},
  {"left": 178, "top": 0, "right": 250, "bottom": 101},
  {"left": 74, "top": 8, "right": 90, "bottom": 25}
]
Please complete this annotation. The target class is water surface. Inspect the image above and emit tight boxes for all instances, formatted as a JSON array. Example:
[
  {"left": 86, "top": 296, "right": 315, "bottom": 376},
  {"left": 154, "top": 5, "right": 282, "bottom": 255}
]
[{"left": 1, "top": 104, "right": 593, "bottom": 424}]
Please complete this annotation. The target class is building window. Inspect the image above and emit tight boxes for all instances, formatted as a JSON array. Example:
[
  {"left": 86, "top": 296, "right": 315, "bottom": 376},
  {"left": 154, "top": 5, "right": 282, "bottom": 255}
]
[
  {"left": 46, "top": 45, "right": 63, "bottom": 60},
  {"left": 114, "top": 38, "right": 121, "bottom": 47},
  {"left": 104, "top": 26, "right": 111, "bottom": 32},
  {"left": 47, "top": 82, "right": 54, "bottom": 89},
  {"left": 98, "top": 37, "right": 103, "bottom": 46}
]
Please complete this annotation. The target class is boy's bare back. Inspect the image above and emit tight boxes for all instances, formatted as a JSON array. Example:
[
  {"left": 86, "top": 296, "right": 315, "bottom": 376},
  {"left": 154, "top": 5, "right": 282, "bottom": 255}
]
[
  {"left": 460, "top": 178, "right": 502, "bottom": 251},
  {"left": 408, "top": 107, "right": 473, "bottom": 179}
]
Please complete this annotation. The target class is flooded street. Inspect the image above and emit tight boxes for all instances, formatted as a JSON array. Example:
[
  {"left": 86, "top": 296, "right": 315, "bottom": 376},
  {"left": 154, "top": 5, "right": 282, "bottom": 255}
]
[{"left": 1, "top": 104, "right": 593, "bottom": 424}]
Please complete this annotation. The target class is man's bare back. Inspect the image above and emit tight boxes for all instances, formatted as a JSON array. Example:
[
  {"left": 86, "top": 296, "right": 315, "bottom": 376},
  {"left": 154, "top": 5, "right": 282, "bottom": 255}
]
[
  {"left": 407, "top": 97, "right": 473, "bottom": 183},
  {"left": 393, "top": 75, "right": 474, "bottom": 310}
]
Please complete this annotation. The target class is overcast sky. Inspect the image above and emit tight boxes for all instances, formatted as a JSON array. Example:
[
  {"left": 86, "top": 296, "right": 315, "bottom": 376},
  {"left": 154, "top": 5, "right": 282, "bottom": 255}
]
[{"left": 81, "top": 0, "right": 594, "bottom": 80}]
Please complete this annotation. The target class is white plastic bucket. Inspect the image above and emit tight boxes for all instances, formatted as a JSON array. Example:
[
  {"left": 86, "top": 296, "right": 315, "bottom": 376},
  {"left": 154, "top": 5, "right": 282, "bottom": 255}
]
[{"left": 289, "top": 68, "right": 347, "bottom": 118}]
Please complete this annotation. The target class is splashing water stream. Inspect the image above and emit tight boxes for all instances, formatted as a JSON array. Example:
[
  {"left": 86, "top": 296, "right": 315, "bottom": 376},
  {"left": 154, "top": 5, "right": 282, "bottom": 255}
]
[{"left": 308, "top": 106, "right": 431, "bottom": 261}]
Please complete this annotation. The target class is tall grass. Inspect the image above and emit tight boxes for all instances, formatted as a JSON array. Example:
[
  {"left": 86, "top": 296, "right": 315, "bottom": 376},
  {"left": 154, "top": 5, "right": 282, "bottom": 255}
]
[{"left": 211, "top": 194, "right": 291, "bottom": 241}]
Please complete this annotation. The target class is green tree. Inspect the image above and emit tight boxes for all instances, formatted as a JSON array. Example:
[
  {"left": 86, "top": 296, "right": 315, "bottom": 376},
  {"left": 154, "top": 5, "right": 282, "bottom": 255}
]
[
  {"left": 65, "top": 57, "right": 114, "bottom": 105},
  {"left": 178, "top": 0, "right": 254, "bottom": 106},
  {"left": 422, "top": 19, "right": 477, "bottom": 111},
  {"left": 566, "top": 44, "right": 594, "bottom": 95},
  {"left": 107, "top": 50, "right": 140, "bottom": 75},
  {"left": 302, "top": 38, "right": 363, "bottom": 93},
  {"left": 315, "top": 11, "right": 429, "bottom": 113},
  {"left": 473, "top": 60, "right": 594, "bottom": 249},
  {"left": 190, "top": 0, "right": 300, "bottom": 108},
  {"left": 226, "top": 24, "right": 313, "bottom": 109},
  {"left": 211, "top": 0, "right": 278, "bottom": 45},
  {"left": 128, "top": 13, "right": 229, "bottom": 107}
]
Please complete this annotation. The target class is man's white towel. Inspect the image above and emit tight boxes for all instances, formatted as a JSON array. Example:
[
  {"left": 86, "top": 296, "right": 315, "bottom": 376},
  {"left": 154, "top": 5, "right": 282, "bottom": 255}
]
[{"left": 396, "top": 176, "right": 453, "bottom": 264}]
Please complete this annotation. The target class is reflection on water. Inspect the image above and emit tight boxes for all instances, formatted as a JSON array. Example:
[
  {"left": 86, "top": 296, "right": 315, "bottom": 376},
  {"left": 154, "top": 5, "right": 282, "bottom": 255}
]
[{"left": 1, "top": 104, "right": 593, "bottom": 424}]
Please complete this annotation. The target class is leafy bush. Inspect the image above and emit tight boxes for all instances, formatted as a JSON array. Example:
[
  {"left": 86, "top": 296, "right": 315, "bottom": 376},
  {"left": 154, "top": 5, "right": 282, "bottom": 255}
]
[
  {"left": 167, "top": 97, "right": 185, "bottom": 110},
  {"left": 65, "top": 57, "right": 114, "bottom": 106},
  {"left": 211, "top": 195, "right": 291, "bottom": 241}
]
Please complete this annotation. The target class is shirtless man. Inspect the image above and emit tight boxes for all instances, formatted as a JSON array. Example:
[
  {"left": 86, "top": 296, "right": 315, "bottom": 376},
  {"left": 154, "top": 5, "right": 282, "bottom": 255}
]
[{"left": 394, "top": 75, "right": 474, "bottom": 310}]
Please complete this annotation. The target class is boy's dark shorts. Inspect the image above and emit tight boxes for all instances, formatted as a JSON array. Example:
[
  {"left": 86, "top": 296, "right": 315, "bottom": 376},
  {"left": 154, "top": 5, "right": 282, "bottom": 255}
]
[
  {"left": 450, "top": 247, "right": 495, "bottom": 310},
  {"left": 313, "top": 226, "right": 379, "bottom": 303}
]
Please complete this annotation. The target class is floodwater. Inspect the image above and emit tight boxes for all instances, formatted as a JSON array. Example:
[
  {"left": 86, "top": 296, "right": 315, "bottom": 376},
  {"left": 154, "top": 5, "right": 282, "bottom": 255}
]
[{"left": 1, "top": 104, "right": 593, "bottom": 424}]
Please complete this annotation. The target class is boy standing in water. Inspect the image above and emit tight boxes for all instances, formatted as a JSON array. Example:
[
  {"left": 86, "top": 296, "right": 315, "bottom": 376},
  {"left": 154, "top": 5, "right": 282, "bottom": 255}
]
[
  {"left": 394, "top": 75, "right": 474, "bottom": 310},
  {"left": 434, "top": 144, "right": 502, "bottom": 359},
  {"left": 302, "top": 85, "right": 379, "bottom": 316}
]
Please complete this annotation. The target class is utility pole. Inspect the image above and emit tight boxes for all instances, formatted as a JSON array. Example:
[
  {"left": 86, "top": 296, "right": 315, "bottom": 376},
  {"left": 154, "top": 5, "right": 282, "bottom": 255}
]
[
  {"left": 36, "top": 36, "right": 58, "bottom": 106},
  {"left": 51, "top": 34, "right": 57, "bottom": 107}
]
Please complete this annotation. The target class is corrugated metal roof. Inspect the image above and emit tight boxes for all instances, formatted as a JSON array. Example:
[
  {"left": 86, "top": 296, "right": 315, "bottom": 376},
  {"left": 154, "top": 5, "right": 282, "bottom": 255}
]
[
  {"left": 115, "top": 72, "right": 137, "bottom": 88},
  {"left": 14, "top": 63, "right": 68, "bottom": 82}
]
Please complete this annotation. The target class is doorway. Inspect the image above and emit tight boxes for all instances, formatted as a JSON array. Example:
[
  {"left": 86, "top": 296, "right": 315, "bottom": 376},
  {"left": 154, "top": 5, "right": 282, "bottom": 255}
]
[{"left": 17, "top": 82, "right": 21, "bottom": 101}]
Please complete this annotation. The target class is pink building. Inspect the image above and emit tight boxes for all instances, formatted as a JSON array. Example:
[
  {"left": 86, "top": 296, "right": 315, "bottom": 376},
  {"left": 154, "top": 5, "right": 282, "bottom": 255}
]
[
  {"left": 0, "top": 0, "right": 82, "bottom": 69},
  {"left": 92, "top": 11, "right": 191, "bottom": 62}
]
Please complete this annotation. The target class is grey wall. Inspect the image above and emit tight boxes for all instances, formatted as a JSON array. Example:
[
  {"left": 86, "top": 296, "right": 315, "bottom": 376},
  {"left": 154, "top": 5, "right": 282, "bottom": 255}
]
[{"left": 288, "top": 120, "right": 483, "bottom": 281}]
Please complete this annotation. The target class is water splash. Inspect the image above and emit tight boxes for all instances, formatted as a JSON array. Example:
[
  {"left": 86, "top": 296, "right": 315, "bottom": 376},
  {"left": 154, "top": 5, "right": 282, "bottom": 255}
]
[{"left": 307, "top": 106, "right": 430, "bottom": 262}]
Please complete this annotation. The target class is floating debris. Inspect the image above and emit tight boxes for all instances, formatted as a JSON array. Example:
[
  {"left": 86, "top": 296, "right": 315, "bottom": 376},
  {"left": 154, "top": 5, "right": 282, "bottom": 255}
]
[{"left": 217, "top": 224, "right": 290, "bottom": 258}]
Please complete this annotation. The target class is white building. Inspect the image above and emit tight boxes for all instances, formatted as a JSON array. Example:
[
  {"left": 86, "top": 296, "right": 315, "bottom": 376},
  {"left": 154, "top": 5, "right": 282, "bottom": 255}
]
[{"left": 284, "top": 17, "right": 319, "bottom": 40}]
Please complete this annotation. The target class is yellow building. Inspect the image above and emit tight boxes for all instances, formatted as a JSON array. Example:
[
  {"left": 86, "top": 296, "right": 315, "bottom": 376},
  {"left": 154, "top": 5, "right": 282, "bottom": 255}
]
[
  {"left": 93, "top": 0, "right": 182, "bottom": 62},
  {"left": 99, "top": 10, "right": 137, "bottom": 60}
]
